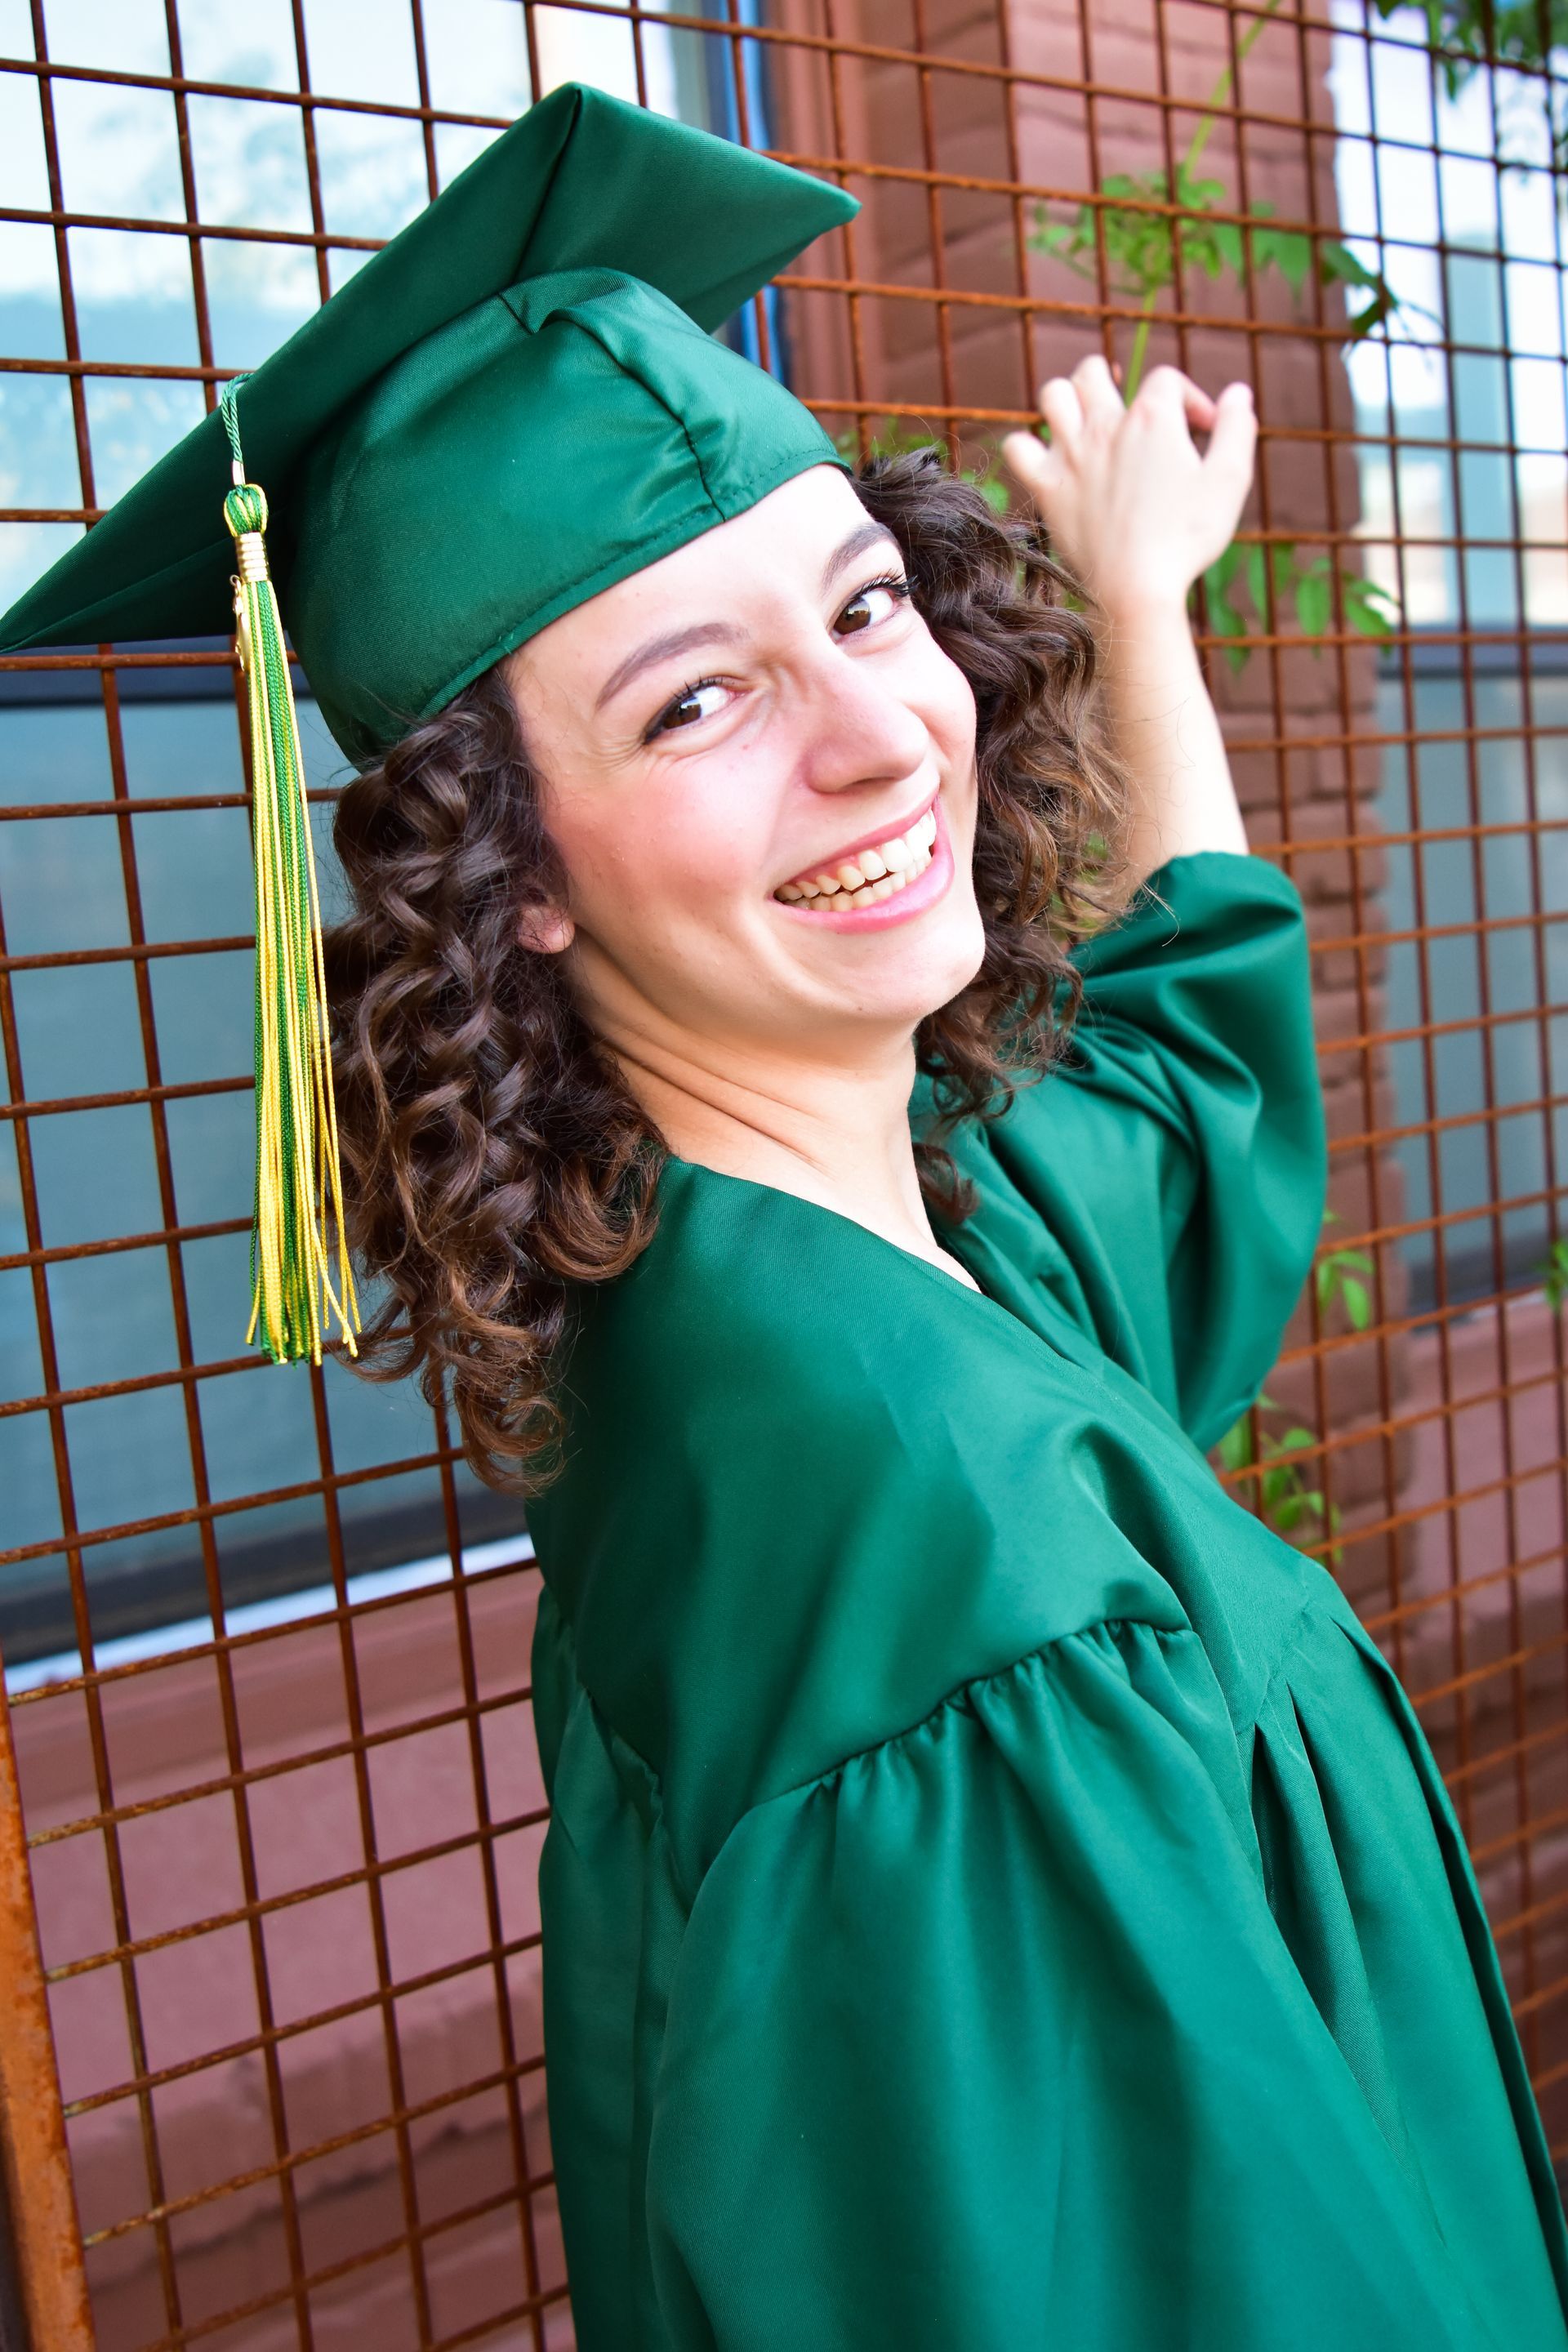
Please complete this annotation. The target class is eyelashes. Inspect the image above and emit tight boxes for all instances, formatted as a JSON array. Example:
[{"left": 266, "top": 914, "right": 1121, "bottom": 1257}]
[
  {"left": 644, "top": 677, "right": 728, "bottom": 742},
  {"left": 642, "top": 572, "right": 914, "bottom": 743}
]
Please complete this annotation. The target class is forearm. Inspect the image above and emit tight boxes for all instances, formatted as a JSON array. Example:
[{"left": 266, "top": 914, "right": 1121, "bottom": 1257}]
[{"left": 1097, "top": 597, "right": 1249, "bottom": 886}]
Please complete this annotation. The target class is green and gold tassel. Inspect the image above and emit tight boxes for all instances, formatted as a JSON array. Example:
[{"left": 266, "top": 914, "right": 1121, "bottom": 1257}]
[{"left": 220, "top": 379, "right": 359, "bottom": 1365}]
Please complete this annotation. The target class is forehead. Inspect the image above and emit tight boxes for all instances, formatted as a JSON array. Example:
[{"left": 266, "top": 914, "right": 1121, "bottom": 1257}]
[{"left": 513, "top": 463, "right": 877, "bottom": 688}]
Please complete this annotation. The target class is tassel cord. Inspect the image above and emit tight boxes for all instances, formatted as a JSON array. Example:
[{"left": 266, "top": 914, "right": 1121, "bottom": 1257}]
[{"left": 221, "top": 378, "right": 359, "bottom": 1365}]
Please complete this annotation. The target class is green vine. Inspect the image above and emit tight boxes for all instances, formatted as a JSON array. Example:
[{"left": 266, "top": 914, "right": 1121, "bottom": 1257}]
[
  {"left": 1539, "top": 1236, "right": 1568, "bottom": 1309},
  {"left": 1377, "top": 0, "right": 1568, "bottom": 168},
  {"left": 1217, "top": 1392, "right": 1343, "bottom": 1557},
  {"left": 1027, "top": 0, "right": 1413, "bottom": 668},
  {"left": 1216, "top": 1214, "right": 1374, "bottom": 1558},
  {"left": 1316, "top": 1214, "right": 1376, "bottom": 1332}
]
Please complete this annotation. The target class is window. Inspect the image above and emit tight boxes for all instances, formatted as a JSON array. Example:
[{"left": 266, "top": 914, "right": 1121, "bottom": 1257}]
[{"left": 0, "top": 0, "right": 773, "bottom": 1673}]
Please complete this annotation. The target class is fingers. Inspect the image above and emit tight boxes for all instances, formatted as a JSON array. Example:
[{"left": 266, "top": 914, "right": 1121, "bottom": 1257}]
[
  {"left": 1015, "top": 360, "right": 1255, "bottom": 513},
  {"left": 1002, "top": 428, "right": 1062, "bottom": 506},
  {"left": 1134, "top": 363, "right": 1219, "bottom": 434},
  {"left": 1069, "top": 352, "right": 1124, "bottom": 424},
  {"left": 1041, "top": 384, "right": 1082, "bottom": 452},
  {"left": 1200, "top": 378, "right": 1258, "bottom": 504}
]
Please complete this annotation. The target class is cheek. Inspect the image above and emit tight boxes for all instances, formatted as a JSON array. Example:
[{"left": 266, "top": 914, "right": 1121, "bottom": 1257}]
[
  {"left": 543, "top": 765, "right": 768, "bottom": 945},
  {"left": 910, "top": 637, "right": 978, "bottom": 784}
]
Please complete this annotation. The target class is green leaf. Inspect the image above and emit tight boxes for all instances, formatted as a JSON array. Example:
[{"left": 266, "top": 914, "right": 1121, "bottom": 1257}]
[
  {"left": 1216, "top": 1415, "right": 1255, "bottom": 1472},
  {"left": 1253, "top": 226, "right": 1313, "bottom": 292},
  {"left": 1294, "top": 564, "right": 1332, "bottom": 639},
  {"left": 1316, "top": 1243, "right": 1377, "bottom": 1327},
  {"left": 1540, "top": 1238, "right": 1568, "bottom": 1312},
  {"left": 1244, "top": 541, "right": 1269, "bottom": 626},
  {"left": 1318, "top": 239, "right": 1382, "bottom": 292},
  {"left": 1261, "top": 1466, "right": 1294, "bottom": 1513},
  {"left": 1343, "top": 574, "right": 1399, "bottom": 637}
]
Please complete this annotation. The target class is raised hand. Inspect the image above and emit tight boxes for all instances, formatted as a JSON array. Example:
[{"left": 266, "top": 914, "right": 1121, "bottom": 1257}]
[{"left": 1003, "top": 354, "right": 1257, "bottom": 623}]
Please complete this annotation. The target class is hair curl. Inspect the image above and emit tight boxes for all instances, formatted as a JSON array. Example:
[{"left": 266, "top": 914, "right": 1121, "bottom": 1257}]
[{"left": 324, "top": 450, "right": 1129, "bottom": 1488}]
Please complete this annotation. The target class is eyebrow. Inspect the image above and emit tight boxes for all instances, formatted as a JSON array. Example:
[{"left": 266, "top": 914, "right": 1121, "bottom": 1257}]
[
  {"left": 594, "top": 621, "right": 746, "bottom": 715},
  {"left": 820, "top": 518, "right": 903, "bottom": 596},
  {"left": 594, "top": 520, "right": 906, "bottom": 718}
]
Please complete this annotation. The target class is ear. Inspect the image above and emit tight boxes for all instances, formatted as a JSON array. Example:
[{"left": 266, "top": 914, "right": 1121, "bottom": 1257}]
[{"left": 518, "top": 901, "right": 575, "bottom": 956}]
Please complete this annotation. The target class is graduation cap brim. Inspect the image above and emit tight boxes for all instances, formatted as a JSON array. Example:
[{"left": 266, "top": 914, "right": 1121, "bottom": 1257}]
[{"left": 0, "top": 81, "right": 857, "bottom": 659}]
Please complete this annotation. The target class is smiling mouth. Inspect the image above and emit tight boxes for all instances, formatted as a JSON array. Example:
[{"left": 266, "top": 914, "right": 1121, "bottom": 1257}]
[{"left": 774, "top": 805, "right": 938, "bottom": 913}]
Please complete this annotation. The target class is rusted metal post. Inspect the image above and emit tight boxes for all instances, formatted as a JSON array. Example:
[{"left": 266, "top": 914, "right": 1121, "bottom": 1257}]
[{"left": 0, "top": 1686, "right": 94, "bottom": 2350}]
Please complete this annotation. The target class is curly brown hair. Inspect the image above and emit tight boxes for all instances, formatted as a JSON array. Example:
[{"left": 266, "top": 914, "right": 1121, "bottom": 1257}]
[{"left": 324, "top": 450, "right": 1129, "bottom": 1488}]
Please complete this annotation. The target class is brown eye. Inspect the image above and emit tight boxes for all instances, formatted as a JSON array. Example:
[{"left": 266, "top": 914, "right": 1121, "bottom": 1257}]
[
  {"left": 647, "top": 679, "right": 726, "bottom": 740},
  {"left": 835, "top": 578, "right": 910, "bottom": 637}
]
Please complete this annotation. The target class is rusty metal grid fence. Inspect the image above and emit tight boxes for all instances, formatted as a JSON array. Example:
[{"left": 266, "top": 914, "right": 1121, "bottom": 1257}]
[{"left": 1, "top": 0, "right": 1567, "bottom": 2343}]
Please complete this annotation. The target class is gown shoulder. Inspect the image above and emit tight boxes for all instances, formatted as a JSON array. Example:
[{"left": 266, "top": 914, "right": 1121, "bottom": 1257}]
[{"left": 935, "top": 849, "right": 1327, "bottom": 1450}]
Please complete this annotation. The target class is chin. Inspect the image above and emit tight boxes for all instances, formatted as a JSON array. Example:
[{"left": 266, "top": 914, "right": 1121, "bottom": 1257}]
[{"left": 869, "top": 901, "right": 989, "bottom": 1032}]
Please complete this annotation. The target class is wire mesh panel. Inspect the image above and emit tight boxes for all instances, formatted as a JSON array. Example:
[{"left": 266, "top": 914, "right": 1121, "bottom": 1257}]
[{"left": 1, "top": 0, "right": 1566, "bottom": 2344}]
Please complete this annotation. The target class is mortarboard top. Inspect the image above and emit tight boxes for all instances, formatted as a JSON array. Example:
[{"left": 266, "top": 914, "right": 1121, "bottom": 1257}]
[{"left": 0, "top": 81, "right": 859, "bottom": 763}]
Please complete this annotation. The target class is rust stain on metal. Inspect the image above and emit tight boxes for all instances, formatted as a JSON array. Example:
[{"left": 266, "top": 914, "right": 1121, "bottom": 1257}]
[{"left": 0, "top": 1683, "right": 95, "bottom": 2348}]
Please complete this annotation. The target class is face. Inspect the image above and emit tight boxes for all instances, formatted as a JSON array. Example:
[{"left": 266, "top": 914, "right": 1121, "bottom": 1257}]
[{"left": 505, "top": 463, "right": 983, "bottom": 1079}]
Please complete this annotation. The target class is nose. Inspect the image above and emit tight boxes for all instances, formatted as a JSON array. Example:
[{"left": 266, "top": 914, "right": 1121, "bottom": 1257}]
[{"left": 795, "top": 637, "right": 931, "bottom": 799}]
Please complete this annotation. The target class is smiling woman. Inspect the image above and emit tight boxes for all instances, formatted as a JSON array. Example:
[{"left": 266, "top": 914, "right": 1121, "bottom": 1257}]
[
  {"left": 326, "top": 450, "right": 1120, "bottom": 1460},
  {"left": 4, "top": 76, "right": 1567, "bottom": 2352}
]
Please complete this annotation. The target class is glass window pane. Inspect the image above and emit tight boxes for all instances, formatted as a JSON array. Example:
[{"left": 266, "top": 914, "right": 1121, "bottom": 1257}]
[
  {"left": 0, "top": 59, "right": 52, "bottom": 212},
  {"left": 300, "top": 0, "right": 420, "bottom": 105},
  {"left": 187, "top": 93, "right": 314, "bottom": 233},
  {"left": 177, "top": 0, "right": 299, "bottom": 91},
  {"left": 313, "top": 109, "right": 430, "bottom": 240},
  {"left": 42, "top": 0, "right": 170, "bottom": 77},
  {"left": 52, "top": 81, "right": 185, "bottom": 222}
]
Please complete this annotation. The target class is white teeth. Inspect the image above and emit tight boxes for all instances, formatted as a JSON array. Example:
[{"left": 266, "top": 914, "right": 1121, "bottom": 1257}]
[{"left": 775, "top": 805, "right": 940, "bottom": 910}]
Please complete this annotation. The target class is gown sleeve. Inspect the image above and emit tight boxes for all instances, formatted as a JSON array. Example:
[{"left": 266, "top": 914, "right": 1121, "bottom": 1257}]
[
  {"left": 944, "top": 849, "right": 1326, "bottom": 1453},
  {"left": 639, "top": 1616, "right": 1547, "bottom": 2352}
]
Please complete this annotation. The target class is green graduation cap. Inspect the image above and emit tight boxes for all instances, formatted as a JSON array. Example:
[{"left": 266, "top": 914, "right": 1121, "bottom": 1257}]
[{"left": 0, "top": 82, "right": 858, "bottom": 1366}]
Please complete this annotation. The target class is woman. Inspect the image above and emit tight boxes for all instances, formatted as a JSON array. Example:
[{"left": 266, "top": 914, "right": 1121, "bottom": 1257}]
[{"left": 5, "top": 82, "right": 1564, "bottom": 2352}]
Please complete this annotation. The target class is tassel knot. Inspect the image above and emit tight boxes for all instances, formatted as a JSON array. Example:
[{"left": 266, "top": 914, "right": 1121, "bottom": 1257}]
[
  {"left": 220, "top": 378, "right": 359, "bottom": 1366},
  {"left": 224, "top": 481, "right": 269, "bottom": 538}
]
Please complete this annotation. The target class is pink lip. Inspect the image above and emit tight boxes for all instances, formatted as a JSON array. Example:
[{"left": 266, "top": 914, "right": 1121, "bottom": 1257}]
[
  {"left": 778, "top": 791, "right": 939, "bottom": 897},
  {"left": 773, "top": 795, "right": 955, "bottom": 934}
]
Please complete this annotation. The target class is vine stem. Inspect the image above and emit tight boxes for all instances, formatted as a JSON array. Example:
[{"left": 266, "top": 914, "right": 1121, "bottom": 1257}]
[
  {"left": 1186, "top": 0, "right": 1286, "bottom": 176},
  {"left": 1120, "top": 0, "right": 1288, "bottom": 394},
  {"left": 1122, "top": 294, "right": 1160, "bottom": 402}
]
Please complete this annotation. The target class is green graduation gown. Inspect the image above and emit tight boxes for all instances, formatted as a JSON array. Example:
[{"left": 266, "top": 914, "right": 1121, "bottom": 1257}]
[{"left": 528, "top": 851, "right": 1568, "bottom": 2350}]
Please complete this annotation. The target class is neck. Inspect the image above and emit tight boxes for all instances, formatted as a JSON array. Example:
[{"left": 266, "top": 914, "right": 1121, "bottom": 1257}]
[{"left": 606, "top": 1017, "right": 971, "bottom": 1283}]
